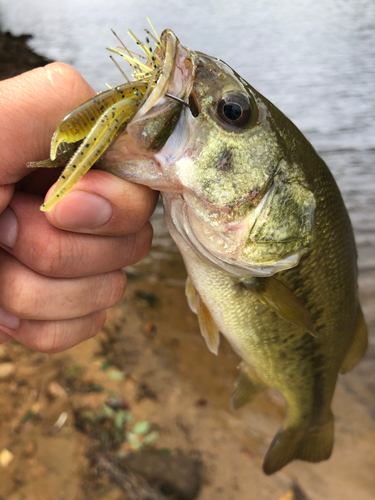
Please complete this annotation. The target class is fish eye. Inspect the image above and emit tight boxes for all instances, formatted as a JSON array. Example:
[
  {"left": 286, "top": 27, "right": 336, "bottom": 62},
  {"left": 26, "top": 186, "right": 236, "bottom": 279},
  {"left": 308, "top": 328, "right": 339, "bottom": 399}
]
[{"left": 217, "top": 93, "right": 251, "bottom": 127}]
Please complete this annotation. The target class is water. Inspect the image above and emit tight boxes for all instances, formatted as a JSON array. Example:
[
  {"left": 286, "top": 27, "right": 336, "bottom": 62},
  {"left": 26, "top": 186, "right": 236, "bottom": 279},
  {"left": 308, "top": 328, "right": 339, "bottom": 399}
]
[{"left": 1, "top": 0, "right": 374, "bottom": 325}]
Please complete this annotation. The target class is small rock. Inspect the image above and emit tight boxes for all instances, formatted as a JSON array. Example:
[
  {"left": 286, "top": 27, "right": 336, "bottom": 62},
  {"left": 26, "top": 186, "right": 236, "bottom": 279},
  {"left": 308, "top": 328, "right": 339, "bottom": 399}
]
[
  {"left": 0, "top": 448, "right": 14, "bottom": 467},
  {"left": 134, "top": 290, "right": 158, "bottom": 307},
  {"left": 195, "top": 398, "right": 208, "bottom": 407},
  {"left": 31, "top": 403, "right": 41, "bottom": 414},
  {"left": 105, "top": 396, "right": 130, "bottom": 410},
  {"left": 279, "top": 484, "right": 309, "bottom": 500},
  {"left": 54, "top": 412, "right": 68, "bottom": 429},
  {"left": 0, "top": 362, "right": 15, "bottom": 380},
  {"left": 47, "top": 381, "right": 67, "bottom": 398},
  {"left": 119, "top": 452, "right": 202, "bottom": 500},
  {"left": 279, "top": 492, "right": 295, "bottom": 500}
]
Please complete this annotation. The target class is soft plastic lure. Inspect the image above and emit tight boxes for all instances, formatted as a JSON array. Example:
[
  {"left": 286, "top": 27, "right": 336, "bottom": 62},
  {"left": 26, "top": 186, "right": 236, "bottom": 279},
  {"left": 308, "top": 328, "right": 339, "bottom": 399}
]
[{"left": 29, "top": 19, "right": 165, "bottom": 211}]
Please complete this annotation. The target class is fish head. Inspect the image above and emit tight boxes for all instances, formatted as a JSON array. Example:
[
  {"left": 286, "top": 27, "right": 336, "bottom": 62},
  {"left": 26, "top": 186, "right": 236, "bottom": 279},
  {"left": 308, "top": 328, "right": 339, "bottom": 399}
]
[{"left": 102, "top": 29, "right": 316, "bottom": 277}]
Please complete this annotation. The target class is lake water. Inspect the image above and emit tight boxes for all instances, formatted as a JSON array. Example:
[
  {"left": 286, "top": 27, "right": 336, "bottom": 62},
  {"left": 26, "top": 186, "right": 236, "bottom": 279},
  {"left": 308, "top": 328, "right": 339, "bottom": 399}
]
[{"left": 1, "top": 0, "right": 374, "bottom": 338}]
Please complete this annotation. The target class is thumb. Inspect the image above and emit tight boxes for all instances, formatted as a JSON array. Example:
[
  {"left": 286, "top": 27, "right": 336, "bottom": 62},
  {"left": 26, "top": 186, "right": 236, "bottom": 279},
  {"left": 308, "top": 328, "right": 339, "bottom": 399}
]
[{"left": 0, "top": 62, "right": 95, "bottom": 185}]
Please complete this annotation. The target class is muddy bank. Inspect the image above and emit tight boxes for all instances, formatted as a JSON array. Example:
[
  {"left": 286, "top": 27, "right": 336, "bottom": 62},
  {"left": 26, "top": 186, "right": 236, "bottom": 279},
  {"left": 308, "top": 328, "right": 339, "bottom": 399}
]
[{"left": 0, "top": 30, "right": 52, "bottom": 80}]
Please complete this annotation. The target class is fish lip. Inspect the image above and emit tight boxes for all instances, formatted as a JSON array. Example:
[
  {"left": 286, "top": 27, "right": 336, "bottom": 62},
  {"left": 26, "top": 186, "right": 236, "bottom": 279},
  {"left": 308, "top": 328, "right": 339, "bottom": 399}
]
[
  {"left": 128, "top": 30, "right": 195, "bottom": 125},
  {"left": 133, "top": 29, "right": 178, "bottom": 119}
]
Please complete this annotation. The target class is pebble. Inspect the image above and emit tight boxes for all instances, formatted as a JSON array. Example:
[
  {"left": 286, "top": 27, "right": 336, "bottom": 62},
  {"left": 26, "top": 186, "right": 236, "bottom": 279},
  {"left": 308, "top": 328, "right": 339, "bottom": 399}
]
[
  {"left": 0, "top": 362, "right": 15, "bottom": 379},
  {"left": 279, "top": 485, "right": 309, "bottom": 500},
  {"left": 0, "top": 448, "right": 14, "bottom": 467},
  {"left": 46, "top": 381, "right": 67, "bottom": 398}
]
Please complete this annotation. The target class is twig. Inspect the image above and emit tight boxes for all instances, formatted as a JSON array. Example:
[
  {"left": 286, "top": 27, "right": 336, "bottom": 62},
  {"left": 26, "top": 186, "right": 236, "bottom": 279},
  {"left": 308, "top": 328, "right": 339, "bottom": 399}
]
[{"left": 96, "top": 455, "right": 168, "bottom": 500}]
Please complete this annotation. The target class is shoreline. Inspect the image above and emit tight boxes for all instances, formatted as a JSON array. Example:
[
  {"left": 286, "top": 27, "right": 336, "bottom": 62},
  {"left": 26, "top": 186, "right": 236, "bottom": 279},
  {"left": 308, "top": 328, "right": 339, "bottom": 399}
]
[{"left": 0, "top": 30, "right": 52, "bottom": 81}]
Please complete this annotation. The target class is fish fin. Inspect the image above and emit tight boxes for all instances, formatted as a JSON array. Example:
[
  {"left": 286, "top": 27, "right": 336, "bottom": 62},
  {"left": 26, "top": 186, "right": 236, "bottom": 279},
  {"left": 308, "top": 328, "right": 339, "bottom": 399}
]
[
  {"left": 340, "top": 307, "right": 368, "bottom": 374},
  {"left": 184, "top": 277, "right": 219, "bottom": 352},
  {"left": 263, "top": 412, "right": 334, "bottom": 475},
  {"left": 195, "top": 292, "right": 220, "bottom": 355},
  {"left": 242, "top": 277, "right": 317, "bottom": 338},
  {"left": 185, "top": 277, "right": 197, "bottom": 314},
  {"left": 230, "top": 362, "right": 267, "bottom": 410}
]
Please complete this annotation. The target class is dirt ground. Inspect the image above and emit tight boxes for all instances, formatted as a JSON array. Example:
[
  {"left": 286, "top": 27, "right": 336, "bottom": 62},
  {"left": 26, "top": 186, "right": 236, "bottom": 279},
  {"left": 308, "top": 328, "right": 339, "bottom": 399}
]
[{"left": 0, "top": 32, "right": 374, "bottom": 500}]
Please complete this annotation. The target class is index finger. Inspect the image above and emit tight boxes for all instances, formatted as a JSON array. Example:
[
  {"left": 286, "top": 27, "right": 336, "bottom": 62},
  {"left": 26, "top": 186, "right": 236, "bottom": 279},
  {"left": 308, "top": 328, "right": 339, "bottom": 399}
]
[{"left": 0, "top": 62, "right": 95, "bottom": 185}]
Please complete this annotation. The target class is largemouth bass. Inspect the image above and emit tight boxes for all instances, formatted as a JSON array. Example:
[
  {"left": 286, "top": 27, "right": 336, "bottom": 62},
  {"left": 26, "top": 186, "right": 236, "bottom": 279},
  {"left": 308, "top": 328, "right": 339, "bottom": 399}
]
[{"left": 33, "top": 26, "right": 368, "bottom": 474}]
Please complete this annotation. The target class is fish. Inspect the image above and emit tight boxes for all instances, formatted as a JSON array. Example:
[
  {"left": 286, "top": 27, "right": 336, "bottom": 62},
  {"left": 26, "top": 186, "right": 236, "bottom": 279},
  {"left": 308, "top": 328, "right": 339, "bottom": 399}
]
[{"left": 32, "top": 25, "right": 368, "bottom": 474}]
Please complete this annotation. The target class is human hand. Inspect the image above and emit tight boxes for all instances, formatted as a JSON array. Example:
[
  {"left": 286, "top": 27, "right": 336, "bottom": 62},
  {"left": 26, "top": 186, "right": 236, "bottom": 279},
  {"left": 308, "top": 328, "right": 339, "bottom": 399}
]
[{"left": 0, "top": 63, "right": 158, "bottom": 352}]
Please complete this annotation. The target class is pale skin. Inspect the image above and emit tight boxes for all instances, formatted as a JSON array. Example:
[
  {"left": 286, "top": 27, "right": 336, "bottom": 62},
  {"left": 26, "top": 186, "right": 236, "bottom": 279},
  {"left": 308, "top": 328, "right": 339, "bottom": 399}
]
[{"left": 0, "top": 63, "right": 158, "bottom": 352}]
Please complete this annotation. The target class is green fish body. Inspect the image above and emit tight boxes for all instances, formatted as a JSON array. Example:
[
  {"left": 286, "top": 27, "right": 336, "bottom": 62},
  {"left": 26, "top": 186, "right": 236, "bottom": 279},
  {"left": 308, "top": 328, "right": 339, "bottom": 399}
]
[{"left": 38, "top": 29, "right": 368, "bottom": 474}]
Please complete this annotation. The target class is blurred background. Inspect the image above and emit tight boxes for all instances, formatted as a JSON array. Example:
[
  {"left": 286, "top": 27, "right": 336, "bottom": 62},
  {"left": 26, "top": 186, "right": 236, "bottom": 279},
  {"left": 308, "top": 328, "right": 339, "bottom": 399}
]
[{"left": 0, "top": 1, "right": 374, "bottom": 499}]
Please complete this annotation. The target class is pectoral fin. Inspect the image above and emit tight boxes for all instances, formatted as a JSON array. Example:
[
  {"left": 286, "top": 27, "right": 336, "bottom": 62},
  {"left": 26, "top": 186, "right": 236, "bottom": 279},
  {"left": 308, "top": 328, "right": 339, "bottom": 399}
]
[
  {"left": 185, "top": 277, "right": 197, "bottom": 314},
  {"left": 231, "top": 362, "right": 267, "bottom": 410},
  {"left": 241, "top": 276, "right": 317, "bottom": 338},
  {"left": 185, "top": 277, "right": 220, "bottom": 354}
]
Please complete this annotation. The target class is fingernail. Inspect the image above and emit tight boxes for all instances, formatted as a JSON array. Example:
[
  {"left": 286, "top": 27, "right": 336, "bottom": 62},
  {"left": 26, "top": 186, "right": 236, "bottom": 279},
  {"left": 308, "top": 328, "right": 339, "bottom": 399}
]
[
  {"left": 0, "top": 207, "right": 18, "bottom": 248},
  {"left": 54, "top": 191, "right": 113, "bottom": 230},
  {"left": 0, "top": 305, "right": 20, "bottom": 330}
]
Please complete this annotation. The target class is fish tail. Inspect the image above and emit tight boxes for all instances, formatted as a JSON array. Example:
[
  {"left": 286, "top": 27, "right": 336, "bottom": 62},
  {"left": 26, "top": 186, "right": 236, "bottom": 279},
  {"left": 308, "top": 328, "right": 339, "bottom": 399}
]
[{"left": 262, "top": 411, "right": 334, "bottom": 475}]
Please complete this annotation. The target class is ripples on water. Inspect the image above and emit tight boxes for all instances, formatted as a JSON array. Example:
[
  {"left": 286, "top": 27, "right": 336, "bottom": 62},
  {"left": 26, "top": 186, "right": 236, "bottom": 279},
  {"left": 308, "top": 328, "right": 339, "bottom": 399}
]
[{"left": 1, "top": 0, "right": 374, "bottom": 326}]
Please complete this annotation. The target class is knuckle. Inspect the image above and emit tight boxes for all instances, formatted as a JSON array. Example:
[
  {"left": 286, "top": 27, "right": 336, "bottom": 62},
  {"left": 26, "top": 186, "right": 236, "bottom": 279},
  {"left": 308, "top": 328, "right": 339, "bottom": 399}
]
[
  {"left": 28, "top": 312, "right": 105, "bottom": 354},
  {"left": 29, "top": 232, "right": 78, "bottom": 277},
  {"left": 3, "top": 271, "right": 36, "bottom": 318},
  {"left": 31, "top": 322, "right": 60, "bottom": 354},
  {"left": 29, "top": 233, "right": 63, "bottom": 276},
  {"left": 99, "top": 270, "right": 127, "bottom": 309}
]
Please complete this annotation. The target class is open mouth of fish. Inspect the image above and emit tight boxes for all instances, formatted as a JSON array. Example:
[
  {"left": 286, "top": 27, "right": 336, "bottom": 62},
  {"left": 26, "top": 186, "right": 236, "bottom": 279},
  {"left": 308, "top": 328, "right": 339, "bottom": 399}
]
[{"left": 32, "top": 26, "right": 195, "bottom": 211}]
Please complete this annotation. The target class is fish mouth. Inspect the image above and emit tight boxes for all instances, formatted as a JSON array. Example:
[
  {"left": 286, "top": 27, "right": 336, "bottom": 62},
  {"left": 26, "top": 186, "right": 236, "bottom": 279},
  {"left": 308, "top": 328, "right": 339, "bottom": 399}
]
[
  {"left": 126, "top": 29, "right": 195, "bottom": 151},
  {"left": 37, "top": 26, "right": 196, "bottom": 211},
  {"left": 132, "top": 30, "right": 179, "bottom": 118}
]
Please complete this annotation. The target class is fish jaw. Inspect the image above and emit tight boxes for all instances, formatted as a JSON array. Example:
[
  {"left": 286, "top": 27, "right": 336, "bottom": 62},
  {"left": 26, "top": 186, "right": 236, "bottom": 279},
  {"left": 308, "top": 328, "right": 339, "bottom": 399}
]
[{"left": 99, "top": 29, "right": 196, "bottom": 192}]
